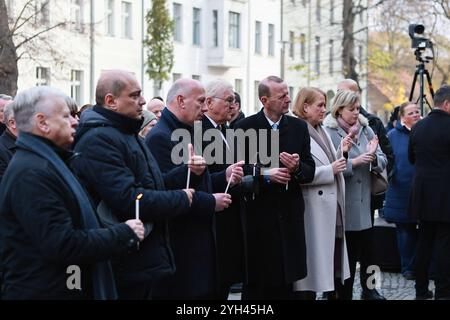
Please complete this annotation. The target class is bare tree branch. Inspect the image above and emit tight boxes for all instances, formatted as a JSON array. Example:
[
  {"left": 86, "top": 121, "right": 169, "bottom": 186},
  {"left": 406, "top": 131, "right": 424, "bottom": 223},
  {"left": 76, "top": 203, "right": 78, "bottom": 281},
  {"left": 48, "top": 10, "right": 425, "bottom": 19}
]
[{"left": 15, "top": 21, "right": 66, "bottom": 50}]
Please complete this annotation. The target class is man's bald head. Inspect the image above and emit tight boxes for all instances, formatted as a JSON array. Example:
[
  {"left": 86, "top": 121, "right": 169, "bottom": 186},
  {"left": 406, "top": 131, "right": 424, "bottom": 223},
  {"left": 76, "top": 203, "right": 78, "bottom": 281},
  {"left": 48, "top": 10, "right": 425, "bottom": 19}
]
[
  {"left": 166, "top": 79, "right": 203, "bottom": 107},
  {"left": 146, "top": 98, "right": 165, "bottom": 120},
  {"left": 95, "top": 70, "right": 136, "bottom": 106},
  {"left": 337, "top": 79, "right": 360, "bottom": 93}
]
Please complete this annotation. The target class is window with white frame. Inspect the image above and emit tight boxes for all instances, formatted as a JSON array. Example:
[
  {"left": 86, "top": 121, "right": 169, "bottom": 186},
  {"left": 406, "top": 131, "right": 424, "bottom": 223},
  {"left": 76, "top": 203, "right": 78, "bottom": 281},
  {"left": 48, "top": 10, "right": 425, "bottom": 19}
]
[
  {"left": 70, "top": 0, "right": 83, "bottom": 32},
  {"left": 289, "top": 86, "right": 294, "bottom": 100},
  {"left": 71, "top": 70, "right": 84, "bottom": 106},
  {"left": 330, "top": 0, "right": 334, "bottom": 24},
  {"left": 192, "top": 75, "right": 201, "bottom": 81},
  {"left": 235, "top": 79, "right": 242, "bottom": 95},
  {"left": 173, "top": 73, "right": 182, "bottom": 82},
  {"left": 289, "top": 31, "right": 295, "bottom": 58},
  {"left": 315, "top": 36, "right": 320, "bottom": 75},
  {"left": 228, "top": 11, "right": 240, "bottom": 49},
  {"left": 329, "top": 39, "right": 334, "bottom": 74},
  {"left": 316, "top": 0, "right": 321, "bottom": 23},
  {"left": 40, "top": 0, "right": 50, "bottom": 26},
  {"left": 105, "top": 0, "right": 115, "bottom": 36},
  {"left": 300, "top": 33, "right": 305, "bottom": 60},
  {"left": 121, "top": 1, "right": 132, "bottom": 39},
  {"left": 212, "top": 10, "right": 218, "bottom": 47},
  {"left": 193, "top": 8, "right": 201, "bottom": 45},
  {"left": 254, "top": 80, "right": 260, "bottom": 112},
  {"left": 255, "top": 21, "right": 261, "bottom": 54},
  {"left": 36, "top": 67, "right": 50, "bottom": 86},
  {"left": 173, "top": 3, "right": 182, "bottom": 42},
  {"left": 268, "top": 24, "right": 275, "bottom": 56}
]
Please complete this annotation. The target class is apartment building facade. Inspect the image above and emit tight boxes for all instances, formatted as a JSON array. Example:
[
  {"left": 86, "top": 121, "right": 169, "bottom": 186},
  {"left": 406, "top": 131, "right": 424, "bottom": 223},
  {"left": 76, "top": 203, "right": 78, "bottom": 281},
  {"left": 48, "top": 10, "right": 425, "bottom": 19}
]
[{"left": 7, "top": 0, "right": 368, "bottom": 115}]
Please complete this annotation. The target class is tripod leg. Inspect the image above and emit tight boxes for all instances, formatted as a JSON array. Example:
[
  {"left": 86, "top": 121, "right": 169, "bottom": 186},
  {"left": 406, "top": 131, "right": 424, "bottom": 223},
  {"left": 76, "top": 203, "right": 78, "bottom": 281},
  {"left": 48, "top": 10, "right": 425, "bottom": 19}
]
[
  {"left": 424, "top": 70, "right": 435, "bottom": 98},
  {"left": 409, "top": 70, "right": 419, "bottom": 102}
]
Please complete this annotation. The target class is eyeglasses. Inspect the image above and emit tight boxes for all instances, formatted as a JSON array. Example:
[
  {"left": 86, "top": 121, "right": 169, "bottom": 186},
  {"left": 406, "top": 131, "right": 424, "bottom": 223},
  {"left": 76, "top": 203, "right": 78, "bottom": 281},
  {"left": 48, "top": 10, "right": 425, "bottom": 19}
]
[{"left": 213, "top": 96, "right": 235, "bottom": 105}]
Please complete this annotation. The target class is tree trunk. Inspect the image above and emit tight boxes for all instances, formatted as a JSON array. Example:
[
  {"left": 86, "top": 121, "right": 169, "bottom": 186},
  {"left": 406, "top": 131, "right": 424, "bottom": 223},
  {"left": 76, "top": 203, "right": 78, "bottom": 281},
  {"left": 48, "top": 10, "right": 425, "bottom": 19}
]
[
  {"left": 0, "top": 0, "right": 18, "bottom": 96},
  {"left": 342, "top": 0, "right": 359, "bottom": 83}
]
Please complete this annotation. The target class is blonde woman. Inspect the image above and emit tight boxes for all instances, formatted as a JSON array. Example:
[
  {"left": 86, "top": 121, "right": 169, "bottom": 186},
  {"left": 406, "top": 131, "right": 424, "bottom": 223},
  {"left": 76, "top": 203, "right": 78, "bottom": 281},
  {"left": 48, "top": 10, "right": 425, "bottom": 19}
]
[
  {"left": 323, "top": 89, "right": 387, "bottom": 299},
  {"left": 292, "top": 87, "right": 351, "bottom": 299}
]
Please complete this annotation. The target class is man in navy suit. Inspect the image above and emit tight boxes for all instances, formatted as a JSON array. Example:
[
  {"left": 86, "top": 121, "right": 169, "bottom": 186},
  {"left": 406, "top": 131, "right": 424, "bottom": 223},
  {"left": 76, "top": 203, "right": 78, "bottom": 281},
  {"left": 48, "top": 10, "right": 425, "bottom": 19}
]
[{"left": 234, "top": 76, "right": 315, "bottom": 299}]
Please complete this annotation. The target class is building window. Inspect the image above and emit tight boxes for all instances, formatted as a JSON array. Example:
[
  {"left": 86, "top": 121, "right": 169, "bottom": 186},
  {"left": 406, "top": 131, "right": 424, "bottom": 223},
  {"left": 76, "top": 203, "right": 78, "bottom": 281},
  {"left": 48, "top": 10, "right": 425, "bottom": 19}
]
[
  {"left": 300, "top": 33, "right": 306, "bottom": 60},
  {"left": 121, "top": 1, "right": 132, "bottom": 39},
  {"left": 36, "top": 67, "right": 50, "bottom": 86},
  {"left": 71, "top": 70, "right": 83, "bottom": 106},
  {"left": 359, "top": 5, "right": 364, "bottom": 23},
  {"left": 289, "top": 31, "right": 295, "bottom": 58},
  {"left": 173, "top": 3, "right": 182, "bottom": 42},
  {"left": 193, "top": 8, "right": 201, "bottom": 45},
  {"left": 330, "top": 0, "right": 334, "bottom": 24},
  {"left": 212, "top": 10, "right": 218, "bottom": 47},
  {"left": 228, "top": 11, "right": 240, "bottom": 49},
  {"left": 268, "top": 24, "right": 275, "bottom": 56},
  {"left": 254, "top": 80, "right": 260, "bottom": 112},
  {"left": 192, "top": 75, "right": 201, "bottom": 81},
  {"left": 255, "top": 21, "right": 261, "bottom": 54},
  {"left": 70, "top": 0, "right": 83, "bottom": 32},
  {"left": 289, "top": 86, "right": 294, "bottom": 100},
  {"left": 315, "top": 36, "right": 320, "bottom": 75},
  {"left": 316, "top": 0, "right": 321, "bottom": 23},
  {"left": 40, "top": 0, "right": 50, "bottom": 26},
  {"left": 235, "top": 79, "right": 242, "bottom": 95},
  {"left": 105, "top": 0, "right": 115, "bottom": 36},
  {"left": 173, "top": 73, "right": 182, "bottom": 82},
  {"left": 359, "top": 45, "right": 363, "bottom": 71},
  {"left": 302, "top": 0, "right": 307, "bottom": 7},
  {"left": 329, "top": 39, "right": 334, "bottom": 75}
]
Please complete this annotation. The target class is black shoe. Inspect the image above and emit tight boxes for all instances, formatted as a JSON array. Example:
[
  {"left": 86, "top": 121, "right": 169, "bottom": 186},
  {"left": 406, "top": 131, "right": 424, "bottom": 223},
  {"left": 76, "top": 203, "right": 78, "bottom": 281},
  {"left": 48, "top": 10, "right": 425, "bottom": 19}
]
[
  {"left": 403, "top": 272, "right": 416, "bottom": 281},
  {"left": 361, "top": 289, "right": 386, "bottom": 300},
  {"left": 415, "top": 290, "right": 433, "bottom": 300}
]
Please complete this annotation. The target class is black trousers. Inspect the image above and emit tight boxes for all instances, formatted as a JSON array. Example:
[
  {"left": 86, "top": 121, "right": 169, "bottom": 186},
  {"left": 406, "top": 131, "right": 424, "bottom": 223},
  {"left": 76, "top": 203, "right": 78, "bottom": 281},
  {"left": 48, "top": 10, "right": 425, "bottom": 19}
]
[
  {"left": 415, "top": 221, "right": 450, "bottom": 299},
  {"left": 117, "top": 283, "right": 152, "bottom": 300},
  {"left": 359, "top": 210, "right": 376, "bottom": 291},
  {"left": 338, "top": 228, "right": 374, "bottom": 300}
]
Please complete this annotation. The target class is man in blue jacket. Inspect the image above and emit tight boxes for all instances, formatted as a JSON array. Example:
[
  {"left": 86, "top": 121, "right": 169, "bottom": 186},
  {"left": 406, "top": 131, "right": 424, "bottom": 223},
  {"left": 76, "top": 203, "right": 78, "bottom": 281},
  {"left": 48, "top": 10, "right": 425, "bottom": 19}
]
[{"left": 71, "top": 70, "right": 195, "bottom": 299}]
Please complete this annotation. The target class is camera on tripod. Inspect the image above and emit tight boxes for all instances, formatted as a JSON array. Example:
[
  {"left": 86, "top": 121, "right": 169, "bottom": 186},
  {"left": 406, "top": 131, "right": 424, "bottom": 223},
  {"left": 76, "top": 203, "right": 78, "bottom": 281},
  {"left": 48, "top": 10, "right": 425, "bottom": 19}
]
[{"left": 408, "top": 24, "right": 434, "bottom": 62}]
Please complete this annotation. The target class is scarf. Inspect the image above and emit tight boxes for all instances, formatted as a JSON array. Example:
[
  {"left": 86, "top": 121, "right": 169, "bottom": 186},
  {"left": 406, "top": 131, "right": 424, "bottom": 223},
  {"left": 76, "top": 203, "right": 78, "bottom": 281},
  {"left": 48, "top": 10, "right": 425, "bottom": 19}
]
[
  {"left": 337, "top": 116, "right": 360, "bottom": 141},
  {"left": 307, "top": 123, "right": 345, "bottom": 239},
  {"left": 16, "top": 132, "right": 117, "bottom": 300}
]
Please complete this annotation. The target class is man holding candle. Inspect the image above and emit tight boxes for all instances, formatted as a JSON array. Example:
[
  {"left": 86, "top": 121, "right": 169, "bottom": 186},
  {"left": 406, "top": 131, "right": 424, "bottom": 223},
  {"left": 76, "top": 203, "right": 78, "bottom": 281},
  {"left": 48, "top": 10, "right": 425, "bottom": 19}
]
[
  {"left": 71, "top": 70, "right": 195, "bottom": 299},
  {"left": 146, "top": 78, "right": 234, "bottom": 299},
  {"left": 0, "top": 86, "right": 145, "bottom": 299}
]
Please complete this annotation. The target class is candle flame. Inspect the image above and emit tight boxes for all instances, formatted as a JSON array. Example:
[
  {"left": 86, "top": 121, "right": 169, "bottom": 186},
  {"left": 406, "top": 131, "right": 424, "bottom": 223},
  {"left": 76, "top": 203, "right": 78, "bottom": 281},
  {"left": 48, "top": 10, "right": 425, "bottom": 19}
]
[{"left": 136, "top": 193, "right": 143, "bottom": 201}]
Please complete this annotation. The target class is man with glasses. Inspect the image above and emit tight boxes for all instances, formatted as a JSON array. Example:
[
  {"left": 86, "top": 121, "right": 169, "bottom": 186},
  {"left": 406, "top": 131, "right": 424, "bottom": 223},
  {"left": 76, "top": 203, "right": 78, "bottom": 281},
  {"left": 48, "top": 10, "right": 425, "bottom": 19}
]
[{"left": 203, "top": 79, "right": 246, "bottom": 299}]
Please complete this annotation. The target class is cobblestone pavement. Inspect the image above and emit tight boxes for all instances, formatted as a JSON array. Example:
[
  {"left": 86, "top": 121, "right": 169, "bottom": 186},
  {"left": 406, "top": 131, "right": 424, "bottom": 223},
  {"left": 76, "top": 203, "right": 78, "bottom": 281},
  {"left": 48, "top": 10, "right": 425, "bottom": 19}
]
[{"left": 228, "top": 265, "right": 435, "bottom": 300}]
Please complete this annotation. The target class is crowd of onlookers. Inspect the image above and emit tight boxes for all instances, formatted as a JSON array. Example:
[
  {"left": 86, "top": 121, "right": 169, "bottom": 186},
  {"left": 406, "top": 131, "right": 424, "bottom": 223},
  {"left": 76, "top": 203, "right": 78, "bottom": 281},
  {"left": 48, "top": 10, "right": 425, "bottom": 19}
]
[{"left": 0, "top": 72, "right": 449, "bottom": 300}]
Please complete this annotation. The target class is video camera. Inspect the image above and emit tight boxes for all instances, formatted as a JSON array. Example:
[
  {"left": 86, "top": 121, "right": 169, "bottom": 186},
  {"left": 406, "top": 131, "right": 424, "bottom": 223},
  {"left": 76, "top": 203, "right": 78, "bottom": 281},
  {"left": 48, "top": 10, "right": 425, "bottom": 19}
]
[{"left": 408, "top": 24, "right": 433, "bottom": 62}]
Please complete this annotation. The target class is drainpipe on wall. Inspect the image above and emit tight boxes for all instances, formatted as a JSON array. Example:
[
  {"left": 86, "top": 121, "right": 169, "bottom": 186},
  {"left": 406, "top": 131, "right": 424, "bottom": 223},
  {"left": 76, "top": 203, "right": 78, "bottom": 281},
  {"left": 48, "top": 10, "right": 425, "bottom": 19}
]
[
  {"left": 89, "top": 0, "right": 95, "bottom": 103},
  {"left": 141, "top": 0, "right": 145, "bottom": 95}
]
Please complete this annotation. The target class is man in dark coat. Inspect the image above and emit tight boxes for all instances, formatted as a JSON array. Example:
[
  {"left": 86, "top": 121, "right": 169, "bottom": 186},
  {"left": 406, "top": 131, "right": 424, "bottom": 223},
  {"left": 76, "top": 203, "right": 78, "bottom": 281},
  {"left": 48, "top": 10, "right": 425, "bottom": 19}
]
[
  {"left": 234, "top": 76, "right": 315, "bottom": 299},
  {"left": 0, "top": 101, "right": 17, "bottom": 183},
  {"left": 145, "top": 78, "right": 235, "bottom": 299},
  {"left": 0, "top": 94, "right": 13, "bottom": 136},
  {"left": 203, "top": 79, "right": 247, "bottom": 299},
  {"left": 337, "top": 79, "right": 393, "bottom": 300},
  {"left": 71, "top": 70, "right": 194, "bottom": 299},
  {"left": 408, "top": 84, "right": 450, "bottom": 300},
  {"left": 0, "top": 86, "right": 144, "bottom": 299}
]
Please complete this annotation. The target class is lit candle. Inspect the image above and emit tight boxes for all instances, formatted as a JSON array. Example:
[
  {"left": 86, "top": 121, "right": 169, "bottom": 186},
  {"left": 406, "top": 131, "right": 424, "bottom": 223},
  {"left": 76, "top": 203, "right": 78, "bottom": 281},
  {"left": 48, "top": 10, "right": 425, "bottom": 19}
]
[
  {"left": 186, "top": 167, "right": 191, "bottom": 189},
  {"left": 135, "top": 193, "right": 143, "bottom": 220}
]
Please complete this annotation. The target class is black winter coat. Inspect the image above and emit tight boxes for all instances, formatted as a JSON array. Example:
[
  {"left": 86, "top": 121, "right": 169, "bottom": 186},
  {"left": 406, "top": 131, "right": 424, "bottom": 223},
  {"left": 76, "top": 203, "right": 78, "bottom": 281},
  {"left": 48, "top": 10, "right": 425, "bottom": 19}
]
[
  {"left": 145, "top": 108, "right": 218, "bottom": 298},
  {"left": 72, "top": 106, "right": 190, "bottom": 289},
  {"left": 234, "top": 110, "right": 315, "bottom": 285},
  {"left": 0, "top": 136, "right": 136, "bottom": 299},
  {"left": 0, "top": 129, "right": 16, "bottom": 184},
  {"left": 408, "top": 109, "right": 450, "bottom": 222}
]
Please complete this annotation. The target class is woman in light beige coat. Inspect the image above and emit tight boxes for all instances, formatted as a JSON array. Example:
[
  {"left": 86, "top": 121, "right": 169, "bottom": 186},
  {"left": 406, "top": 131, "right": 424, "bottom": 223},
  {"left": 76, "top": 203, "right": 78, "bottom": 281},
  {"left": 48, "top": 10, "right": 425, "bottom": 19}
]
[{"left": 292, "top": 87, "right": 351, "bottom": 299}]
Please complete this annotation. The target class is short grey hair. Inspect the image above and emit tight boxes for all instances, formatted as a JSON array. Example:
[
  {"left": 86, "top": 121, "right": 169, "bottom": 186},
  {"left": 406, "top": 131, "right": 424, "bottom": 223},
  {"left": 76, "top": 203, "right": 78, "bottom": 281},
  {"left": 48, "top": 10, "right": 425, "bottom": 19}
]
[
  {"left": 0, "top": 94, "right": 13, "bottom": 101},
  {"left": 3, "top": 102, "right": 14, "bottom": 123},
  {"left": 205, "top": 79, "right": 233, "bottom": 98},
  {"left": 330, "top": 89, "right": 360, "bottom": 118},
  {"left": 13, "top": 86, "right": 67, "bottom": 132}
]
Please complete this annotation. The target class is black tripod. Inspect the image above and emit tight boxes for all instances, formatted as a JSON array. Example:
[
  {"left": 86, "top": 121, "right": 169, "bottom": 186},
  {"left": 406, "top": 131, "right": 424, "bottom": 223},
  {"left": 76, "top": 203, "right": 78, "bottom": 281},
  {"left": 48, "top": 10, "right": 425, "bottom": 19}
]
[{"left": 409, "top": 49, "right": 435, "bottom": 116}]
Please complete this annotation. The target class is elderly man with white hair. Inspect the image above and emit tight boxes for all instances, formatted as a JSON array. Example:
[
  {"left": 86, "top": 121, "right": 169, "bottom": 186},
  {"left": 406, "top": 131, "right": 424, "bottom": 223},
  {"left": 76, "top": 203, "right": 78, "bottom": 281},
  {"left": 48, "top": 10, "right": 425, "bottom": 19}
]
[
  {"left": 0, "top": 94, "right": 13, "bottom": 135},
  {"left": 0, "top": 86, "right": 144, "bottom": 300}
]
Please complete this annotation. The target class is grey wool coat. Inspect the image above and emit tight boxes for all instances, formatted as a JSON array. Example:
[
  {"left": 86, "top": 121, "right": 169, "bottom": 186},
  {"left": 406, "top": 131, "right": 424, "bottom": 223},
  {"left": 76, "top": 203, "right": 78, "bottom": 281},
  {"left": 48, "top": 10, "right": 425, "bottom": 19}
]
[{"left": 323, "top": 114, "right": 387, "bottom": 231}]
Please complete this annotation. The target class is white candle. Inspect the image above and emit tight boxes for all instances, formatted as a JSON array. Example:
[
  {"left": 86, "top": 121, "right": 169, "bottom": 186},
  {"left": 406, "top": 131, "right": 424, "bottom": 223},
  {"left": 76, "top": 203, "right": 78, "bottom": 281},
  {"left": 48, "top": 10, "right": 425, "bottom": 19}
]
[
  {"left": 225, "top": 173, "right": 233, "bottom": 194},
  {"left": 135, "top": 193, "right": 143, "bottom": 220},
  {"left": 186, "top": 167, "right": 191, "bottom": 189}
]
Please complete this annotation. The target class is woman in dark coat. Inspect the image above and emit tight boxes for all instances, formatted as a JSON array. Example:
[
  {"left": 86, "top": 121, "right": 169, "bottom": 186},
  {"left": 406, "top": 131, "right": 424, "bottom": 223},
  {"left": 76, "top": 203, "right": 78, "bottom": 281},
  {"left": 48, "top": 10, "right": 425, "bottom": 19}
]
[{"left": 384, "top": 102, "right": 421, "bottom": 280}]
